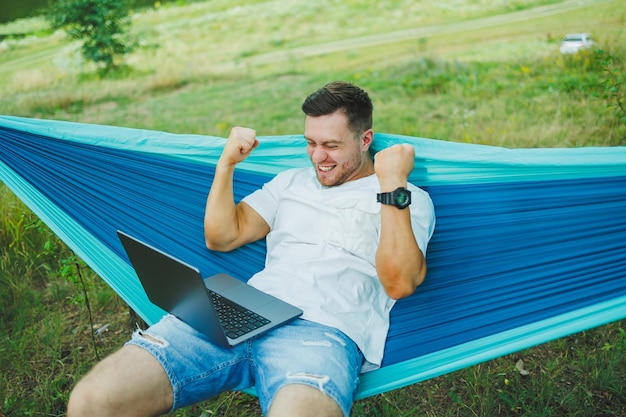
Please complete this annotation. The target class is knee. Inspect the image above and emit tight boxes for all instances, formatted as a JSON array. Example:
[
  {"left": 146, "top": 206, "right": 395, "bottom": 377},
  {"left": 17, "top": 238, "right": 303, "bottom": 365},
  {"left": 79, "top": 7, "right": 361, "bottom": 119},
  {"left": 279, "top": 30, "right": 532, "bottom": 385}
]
[
  {"left": 67, "top": 374, "right": 127, "bottom": 417},
  {"left": 66, "top": 360, "right": 121, "bottom": 417},
  {"left": 67, "top": 377, "right": 100, "bottom": 417},
  {"left": 66, "top": 345, "right": 173, "bottom": 417},
  {"left": 269, "top": 384, "right": 344, "bottom": 417}
]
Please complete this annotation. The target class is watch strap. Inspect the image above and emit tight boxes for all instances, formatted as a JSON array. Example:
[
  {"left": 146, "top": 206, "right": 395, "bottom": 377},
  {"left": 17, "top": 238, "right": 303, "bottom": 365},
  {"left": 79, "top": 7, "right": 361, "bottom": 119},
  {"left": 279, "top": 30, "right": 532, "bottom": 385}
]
[{"left": 376, "top": 192, "right": 393, "bottom": 205}]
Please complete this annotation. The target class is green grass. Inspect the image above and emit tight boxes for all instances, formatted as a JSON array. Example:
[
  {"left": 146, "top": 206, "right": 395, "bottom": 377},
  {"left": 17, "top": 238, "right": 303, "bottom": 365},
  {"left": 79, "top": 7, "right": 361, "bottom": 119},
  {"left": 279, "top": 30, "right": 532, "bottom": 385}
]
[{"left": 1, "top": 0, "right": 625, "bottom": 415}]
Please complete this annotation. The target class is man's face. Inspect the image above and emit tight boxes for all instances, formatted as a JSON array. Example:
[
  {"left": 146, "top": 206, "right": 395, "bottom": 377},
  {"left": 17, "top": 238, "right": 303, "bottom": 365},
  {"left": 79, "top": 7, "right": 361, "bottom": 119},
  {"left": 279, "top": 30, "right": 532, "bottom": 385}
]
[{"left": 304, "top": 110, "right": 373, "bottom": 187}]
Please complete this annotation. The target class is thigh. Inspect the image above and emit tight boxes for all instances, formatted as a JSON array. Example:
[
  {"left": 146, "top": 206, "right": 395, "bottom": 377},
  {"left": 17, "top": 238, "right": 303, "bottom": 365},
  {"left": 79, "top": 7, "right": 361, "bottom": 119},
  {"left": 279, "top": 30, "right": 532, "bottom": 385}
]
[
  {"left": 252, "top": 319, "right": 363, "bottom": 417},
  {"left": 126, "top": 314, "right": 255, "bottom": 411}
]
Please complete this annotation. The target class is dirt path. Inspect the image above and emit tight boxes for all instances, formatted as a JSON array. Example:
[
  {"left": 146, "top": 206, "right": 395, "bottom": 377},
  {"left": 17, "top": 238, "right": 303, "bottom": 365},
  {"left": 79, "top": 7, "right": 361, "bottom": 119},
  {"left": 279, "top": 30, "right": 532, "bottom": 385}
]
[{"left": 231, "top": 0, "right": 611, "bottom": 68}]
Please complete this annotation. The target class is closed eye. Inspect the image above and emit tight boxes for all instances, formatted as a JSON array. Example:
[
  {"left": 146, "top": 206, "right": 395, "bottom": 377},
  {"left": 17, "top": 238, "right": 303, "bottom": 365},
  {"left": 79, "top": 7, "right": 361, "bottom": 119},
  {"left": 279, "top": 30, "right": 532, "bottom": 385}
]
[{"left": 305, "top": 140, "right": 341, "bottom": 150}]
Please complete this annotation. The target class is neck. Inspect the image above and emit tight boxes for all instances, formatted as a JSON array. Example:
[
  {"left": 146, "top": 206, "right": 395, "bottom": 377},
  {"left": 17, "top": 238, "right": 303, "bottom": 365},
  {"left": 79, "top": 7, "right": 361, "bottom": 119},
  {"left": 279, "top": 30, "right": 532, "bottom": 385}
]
[{"left": 356, "top": 157, "right": 375, "bottom": 179}]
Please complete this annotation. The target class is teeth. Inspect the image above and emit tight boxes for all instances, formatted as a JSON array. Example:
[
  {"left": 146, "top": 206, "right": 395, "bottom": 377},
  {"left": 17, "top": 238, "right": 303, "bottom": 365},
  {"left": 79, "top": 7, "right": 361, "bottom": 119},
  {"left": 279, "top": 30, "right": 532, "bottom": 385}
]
[{"left": 319, "top": 166, "right": 333, "bottom": 172}]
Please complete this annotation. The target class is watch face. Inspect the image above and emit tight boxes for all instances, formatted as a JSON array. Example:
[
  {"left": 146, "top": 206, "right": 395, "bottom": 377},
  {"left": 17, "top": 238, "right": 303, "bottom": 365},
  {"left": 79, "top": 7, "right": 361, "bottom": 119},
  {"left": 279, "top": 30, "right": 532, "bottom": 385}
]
[
  {"left": 396, "top": 191, "right": 410, "bottom": 207},
  {"left": 393, "top": 188, "right": 411, "bottom": 208}
]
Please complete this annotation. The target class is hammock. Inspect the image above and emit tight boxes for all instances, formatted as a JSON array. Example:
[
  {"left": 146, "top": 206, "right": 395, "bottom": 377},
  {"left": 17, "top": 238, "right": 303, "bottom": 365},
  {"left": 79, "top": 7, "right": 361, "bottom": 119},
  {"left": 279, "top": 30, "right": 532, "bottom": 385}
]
[{"left": 1, "top": 115, "right": 625, "bottom": 399}]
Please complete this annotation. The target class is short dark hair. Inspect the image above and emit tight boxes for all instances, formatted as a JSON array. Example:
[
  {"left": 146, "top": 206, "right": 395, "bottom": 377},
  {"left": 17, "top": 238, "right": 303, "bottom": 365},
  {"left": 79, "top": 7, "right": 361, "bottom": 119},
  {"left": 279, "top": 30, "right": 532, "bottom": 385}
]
[{"left": 301, "top": 81, "right": 373, "bottom": 136}]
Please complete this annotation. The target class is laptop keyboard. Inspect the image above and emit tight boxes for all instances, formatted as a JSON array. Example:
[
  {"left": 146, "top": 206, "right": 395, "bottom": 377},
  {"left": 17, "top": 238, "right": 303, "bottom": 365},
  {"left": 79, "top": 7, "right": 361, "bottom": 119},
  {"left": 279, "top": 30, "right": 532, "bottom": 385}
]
[{"left": 208, "top": 290, "right": 271, "bottom": 339}]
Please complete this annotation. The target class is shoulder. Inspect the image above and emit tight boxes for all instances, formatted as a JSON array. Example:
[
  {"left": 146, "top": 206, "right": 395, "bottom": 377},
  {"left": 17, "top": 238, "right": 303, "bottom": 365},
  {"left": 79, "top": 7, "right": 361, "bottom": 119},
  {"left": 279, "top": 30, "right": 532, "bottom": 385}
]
[
  {"left": 407, "top": 183, "right": 435, "bottom": 218},
  {"left": 407, "top": 183, "right": 432, "bottom": 203}
]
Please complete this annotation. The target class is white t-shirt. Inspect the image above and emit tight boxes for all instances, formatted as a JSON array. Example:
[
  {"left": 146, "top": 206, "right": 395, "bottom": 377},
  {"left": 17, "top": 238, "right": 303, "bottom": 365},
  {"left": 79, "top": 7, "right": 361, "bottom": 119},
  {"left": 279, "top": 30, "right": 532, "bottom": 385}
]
[{"left": 243, "top": 167, "right": 435, "bottom": 371}]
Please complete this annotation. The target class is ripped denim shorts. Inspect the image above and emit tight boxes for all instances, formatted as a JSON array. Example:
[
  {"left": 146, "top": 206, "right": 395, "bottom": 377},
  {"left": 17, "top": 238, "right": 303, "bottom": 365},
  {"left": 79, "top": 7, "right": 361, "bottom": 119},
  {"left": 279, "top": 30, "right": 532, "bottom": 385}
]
[{"left": 126, "top": 314, "right": 363, "bottom": 416}]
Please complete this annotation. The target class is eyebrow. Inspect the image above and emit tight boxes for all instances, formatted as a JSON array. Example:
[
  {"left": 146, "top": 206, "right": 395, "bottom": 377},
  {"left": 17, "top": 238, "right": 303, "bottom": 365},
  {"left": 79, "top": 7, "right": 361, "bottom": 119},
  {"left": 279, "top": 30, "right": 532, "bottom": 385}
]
[{"left": 304, "top": 136, "right": 343, "bottom": 146}]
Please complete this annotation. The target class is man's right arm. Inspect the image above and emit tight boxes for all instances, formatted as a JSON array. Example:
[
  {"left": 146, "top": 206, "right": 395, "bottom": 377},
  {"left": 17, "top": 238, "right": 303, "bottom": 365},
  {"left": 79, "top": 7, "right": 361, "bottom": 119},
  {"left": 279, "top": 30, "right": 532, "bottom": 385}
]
[{"left": 204, "top": 127, "right": 270, "bottom": 252}]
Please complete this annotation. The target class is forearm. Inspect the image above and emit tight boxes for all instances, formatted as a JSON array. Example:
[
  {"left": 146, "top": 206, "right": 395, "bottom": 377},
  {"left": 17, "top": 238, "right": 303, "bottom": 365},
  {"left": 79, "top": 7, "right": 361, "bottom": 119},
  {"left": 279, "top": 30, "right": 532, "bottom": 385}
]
[
  {"left": 376, "top": 205, "right": 427, "bottom": 299},
  {"left": 205, "top": 127, "right": 270, "bottom": 252},
  {"left": 204, "top": 161, "right": 239, "bottom": 251},
  {"left": 373, "top": 143, "right": 427, "bottom": 299}
]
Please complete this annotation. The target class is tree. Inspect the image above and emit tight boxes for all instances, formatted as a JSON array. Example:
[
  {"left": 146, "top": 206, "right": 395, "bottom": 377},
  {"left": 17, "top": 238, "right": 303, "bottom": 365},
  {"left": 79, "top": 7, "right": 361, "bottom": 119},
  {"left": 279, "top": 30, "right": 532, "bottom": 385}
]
[{"left": 46, "top": 0, "right": 134, "bottom": 73}]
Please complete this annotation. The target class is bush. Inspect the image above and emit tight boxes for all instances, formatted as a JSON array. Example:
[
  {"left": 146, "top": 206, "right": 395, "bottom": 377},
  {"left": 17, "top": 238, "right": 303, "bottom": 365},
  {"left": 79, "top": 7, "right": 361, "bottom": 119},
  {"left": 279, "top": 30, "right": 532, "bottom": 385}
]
[{"left": 46, "top": 0, "right": 134, "bottom": 73}]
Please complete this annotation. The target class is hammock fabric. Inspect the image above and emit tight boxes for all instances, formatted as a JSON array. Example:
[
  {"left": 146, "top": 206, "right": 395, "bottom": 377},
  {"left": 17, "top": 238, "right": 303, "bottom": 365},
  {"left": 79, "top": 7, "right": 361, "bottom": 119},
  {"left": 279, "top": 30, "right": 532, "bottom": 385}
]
[{"left": 1, "top": 115, "right": 625, "bottom": 399}]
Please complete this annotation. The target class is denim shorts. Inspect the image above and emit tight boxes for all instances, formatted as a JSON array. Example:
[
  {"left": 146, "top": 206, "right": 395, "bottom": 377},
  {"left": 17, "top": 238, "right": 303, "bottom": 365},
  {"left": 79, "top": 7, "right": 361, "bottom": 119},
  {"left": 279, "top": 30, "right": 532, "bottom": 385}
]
[{"left": 126, "top": 314, "right": 363, "bottom": 416}]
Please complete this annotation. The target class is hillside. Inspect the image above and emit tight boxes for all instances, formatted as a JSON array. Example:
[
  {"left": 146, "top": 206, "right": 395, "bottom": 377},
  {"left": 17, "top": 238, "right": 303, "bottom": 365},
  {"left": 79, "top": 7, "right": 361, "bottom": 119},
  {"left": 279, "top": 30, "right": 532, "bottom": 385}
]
[{"left": 0, "top": 0, "right": 625, "bottom": 416}]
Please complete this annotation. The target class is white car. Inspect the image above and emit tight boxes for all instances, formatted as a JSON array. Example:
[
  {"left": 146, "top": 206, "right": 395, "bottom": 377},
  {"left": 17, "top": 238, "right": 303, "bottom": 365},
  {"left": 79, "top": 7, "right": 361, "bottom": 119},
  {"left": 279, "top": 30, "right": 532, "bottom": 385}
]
[{"left": 559, "top": 33, "right": 594, "bottom": 54}]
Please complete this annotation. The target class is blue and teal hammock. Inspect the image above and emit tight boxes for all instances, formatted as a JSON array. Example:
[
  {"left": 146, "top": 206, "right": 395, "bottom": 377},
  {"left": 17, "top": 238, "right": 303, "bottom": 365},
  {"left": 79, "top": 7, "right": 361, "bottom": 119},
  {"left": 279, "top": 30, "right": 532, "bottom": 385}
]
[{"left": 1, "top": 115, "right": 625, "bottom": 399}]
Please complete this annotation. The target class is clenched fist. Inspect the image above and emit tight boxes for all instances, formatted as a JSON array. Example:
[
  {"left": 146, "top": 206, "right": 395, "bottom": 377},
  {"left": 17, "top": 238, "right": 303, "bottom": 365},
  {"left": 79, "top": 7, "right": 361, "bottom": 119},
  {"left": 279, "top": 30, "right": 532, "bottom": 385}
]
[
  {"left": 374, "top": 144, "right": 415, "bottom": 189},
  {"left": 220, "top": 127, "right": 259, "bottom": 167}
]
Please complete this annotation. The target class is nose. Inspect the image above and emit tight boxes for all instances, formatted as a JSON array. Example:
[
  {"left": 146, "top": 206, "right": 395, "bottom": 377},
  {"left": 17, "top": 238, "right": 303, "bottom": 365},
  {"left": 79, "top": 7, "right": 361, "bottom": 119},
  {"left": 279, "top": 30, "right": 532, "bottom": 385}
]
[{"left": 310, "top": 147, "right": 328, "bottom": 164}]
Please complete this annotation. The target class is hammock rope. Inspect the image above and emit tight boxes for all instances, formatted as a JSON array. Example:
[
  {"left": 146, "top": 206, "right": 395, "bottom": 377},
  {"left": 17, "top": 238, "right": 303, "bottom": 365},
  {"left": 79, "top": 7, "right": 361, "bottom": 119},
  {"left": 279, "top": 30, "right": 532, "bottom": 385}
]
[{"left": 1, "top": 115, "right": 625, "bottom": 399}]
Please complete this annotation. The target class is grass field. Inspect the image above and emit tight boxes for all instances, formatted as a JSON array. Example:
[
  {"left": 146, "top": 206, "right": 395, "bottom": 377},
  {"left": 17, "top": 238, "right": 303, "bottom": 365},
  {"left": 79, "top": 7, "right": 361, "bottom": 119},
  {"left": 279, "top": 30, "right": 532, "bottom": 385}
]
[{"left": 1, "top": 0, "right": 625, "bottom": 416}]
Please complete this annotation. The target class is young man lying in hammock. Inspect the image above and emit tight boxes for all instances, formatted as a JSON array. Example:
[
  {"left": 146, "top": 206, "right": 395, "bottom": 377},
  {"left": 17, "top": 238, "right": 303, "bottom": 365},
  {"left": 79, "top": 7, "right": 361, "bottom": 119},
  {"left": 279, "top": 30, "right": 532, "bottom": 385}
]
[{"left": 67, "top": 81, "right": 436, "bottom": 417}]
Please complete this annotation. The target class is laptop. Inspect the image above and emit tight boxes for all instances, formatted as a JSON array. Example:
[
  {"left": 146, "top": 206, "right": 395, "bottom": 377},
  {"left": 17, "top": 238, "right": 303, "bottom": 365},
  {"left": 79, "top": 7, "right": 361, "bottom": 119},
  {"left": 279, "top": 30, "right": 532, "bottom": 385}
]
[{"left": 117, "top": 230, "right": 303, "bottom": 347}]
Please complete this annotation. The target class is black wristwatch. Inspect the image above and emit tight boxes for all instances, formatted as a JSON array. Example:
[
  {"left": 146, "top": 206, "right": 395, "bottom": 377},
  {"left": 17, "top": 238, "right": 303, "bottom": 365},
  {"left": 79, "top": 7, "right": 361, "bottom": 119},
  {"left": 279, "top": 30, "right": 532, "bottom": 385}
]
[{"left": 377, "top": 187, "right": 411, "bottom": 209}]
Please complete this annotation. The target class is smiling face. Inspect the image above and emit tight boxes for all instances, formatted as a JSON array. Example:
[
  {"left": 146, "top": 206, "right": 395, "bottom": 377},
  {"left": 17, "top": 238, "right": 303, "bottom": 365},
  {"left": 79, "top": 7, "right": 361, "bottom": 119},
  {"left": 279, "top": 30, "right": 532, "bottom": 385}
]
[{"left": 304, "top": 110, "right": 374, "bottom": 187}]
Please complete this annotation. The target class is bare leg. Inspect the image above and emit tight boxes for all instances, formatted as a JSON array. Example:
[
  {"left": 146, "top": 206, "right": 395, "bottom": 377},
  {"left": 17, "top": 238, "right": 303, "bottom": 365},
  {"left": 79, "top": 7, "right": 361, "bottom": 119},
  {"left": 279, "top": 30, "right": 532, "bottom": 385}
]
[
  {"left": 67, "top": 344, "right": 173, "bottom": 417},
  {"left": 268, "top": 384, "right": 344, "bottom": 417}
]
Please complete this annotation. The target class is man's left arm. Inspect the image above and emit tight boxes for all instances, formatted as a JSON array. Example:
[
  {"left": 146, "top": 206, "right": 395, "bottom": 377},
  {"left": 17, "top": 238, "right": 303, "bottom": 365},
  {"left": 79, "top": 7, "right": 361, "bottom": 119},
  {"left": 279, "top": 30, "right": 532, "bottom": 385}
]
[{"left": 374, "top": 144, "right": 430, "bottom": 300}]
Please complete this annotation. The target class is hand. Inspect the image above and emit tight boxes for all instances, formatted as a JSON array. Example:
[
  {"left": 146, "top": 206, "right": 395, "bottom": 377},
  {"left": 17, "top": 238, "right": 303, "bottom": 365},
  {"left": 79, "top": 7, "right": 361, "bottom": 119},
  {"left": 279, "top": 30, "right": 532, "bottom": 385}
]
[
  {"left": 374, "top": 144, "right": 415, "bottom": 189},
  {"left": 220, "top": 127, "right": 259, "bottom": 166}
]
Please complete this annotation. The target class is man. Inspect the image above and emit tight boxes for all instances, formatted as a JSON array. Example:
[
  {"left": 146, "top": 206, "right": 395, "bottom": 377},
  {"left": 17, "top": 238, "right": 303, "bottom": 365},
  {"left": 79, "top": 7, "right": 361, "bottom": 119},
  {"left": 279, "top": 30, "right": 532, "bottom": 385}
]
[{"left": 67, "top": 81, "right": 435, "bottom": 417}]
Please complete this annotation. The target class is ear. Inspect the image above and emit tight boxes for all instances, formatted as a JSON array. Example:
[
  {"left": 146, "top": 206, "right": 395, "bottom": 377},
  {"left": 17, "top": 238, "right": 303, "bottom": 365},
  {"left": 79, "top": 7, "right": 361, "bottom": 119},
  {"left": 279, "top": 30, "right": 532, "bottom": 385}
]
[{"left": 360, "top": 129, "right": 374, "bottom": 152}]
